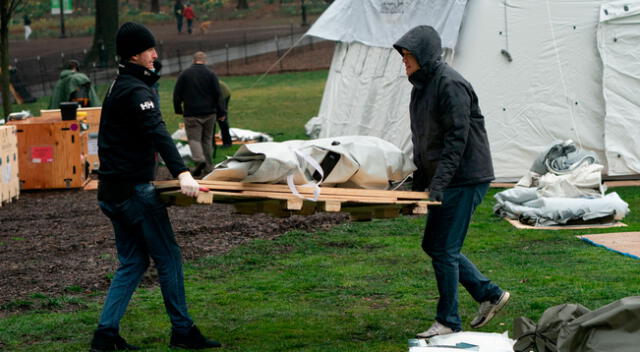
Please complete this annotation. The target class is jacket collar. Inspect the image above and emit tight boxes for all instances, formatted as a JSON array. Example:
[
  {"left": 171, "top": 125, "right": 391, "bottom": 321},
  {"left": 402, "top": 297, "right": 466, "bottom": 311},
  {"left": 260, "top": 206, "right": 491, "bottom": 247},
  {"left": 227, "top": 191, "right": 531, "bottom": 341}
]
[
  {"left": 408, "top": 58, "right": 443, "bottom": 89},
  {"left": 118, "top": 61, "right": 159, "bottom": 86}
]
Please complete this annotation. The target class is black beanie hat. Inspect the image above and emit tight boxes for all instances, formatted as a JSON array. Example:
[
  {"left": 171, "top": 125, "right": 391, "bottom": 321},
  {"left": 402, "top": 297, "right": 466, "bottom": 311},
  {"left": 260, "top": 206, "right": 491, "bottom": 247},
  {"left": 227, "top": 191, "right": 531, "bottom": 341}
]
[{"left": 116, "top": 22, "right": 156, "bottom": 60}]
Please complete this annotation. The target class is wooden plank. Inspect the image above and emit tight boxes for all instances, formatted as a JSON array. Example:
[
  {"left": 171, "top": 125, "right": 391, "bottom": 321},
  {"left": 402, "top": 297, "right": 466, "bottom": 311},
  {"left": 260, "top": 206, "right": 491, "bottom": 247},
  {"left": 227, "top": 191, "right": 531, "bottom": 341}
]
[
  {"left": 158, "top": 179, "right": 431, "bottom": 200},
  {"left": 505, "top": 217, "right": 627, "bottom": 230},
  {"left": 159, "top": 190, "right": 213, "bottom": 206}
]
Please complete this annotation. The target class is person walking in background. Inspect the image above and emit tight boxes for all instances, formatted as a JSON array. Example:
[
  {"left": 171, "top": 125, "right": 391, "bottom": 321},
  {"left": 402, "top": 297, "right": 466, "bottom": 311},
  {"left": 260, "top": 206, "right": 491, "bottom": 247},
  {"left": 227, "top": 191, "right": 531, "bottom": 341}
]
[
  {"left": 393, "top": 25, "right": 510, "bottom": 339},
  {"left": 90, "top": 22, "right": 221, "bottom": 351},
  {"left": 48, "top": 60, "right": 100, "bottom": 109},
  {"left": 174, "top": 0, "right": 184, "bottom": 34},
  {"left": 217, "top": 80, "right": 232, "bottom": 148},
  {"left": 183, "top": 3, "right": 195, "bottom": 35},
  {"left": 23, "top": 15, "right": 32, "bottom": 40},
  {"left": 173, "top": 51, "right": 226, "bottom": 177}
]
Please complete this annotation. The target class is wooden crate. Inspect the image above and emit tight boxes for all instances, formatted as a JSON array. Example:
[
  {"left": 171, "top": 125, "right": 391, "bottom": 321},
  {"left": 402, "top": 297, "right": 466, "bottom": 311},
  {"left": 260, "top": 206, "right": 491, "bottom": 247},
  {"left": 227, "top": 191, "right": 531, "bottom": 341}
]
[
  {"left": 0, "top": 125, "right": 20, "bottom": 205},
  {"left": 41, "top": 107, "right": 101, "bottom": 169},
  {"left": 9, "top": 116, "right": 90, "bottom": 190}
]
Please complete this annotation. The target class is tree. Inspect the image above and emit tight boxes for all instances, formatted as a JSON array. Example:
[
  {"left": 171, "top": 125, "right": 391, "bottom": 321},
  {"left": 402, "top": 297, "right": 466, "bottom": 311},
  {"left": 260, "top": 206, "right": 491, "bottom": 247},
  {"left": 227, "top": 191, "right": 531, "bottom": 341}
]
[
  {"left": 150, "top": 0, "right": 160, "bottom": 13},
  {"left": 237, "top": 0, "right": 249, "bottom": 10},
  {"left": 85, "top": 0, "right": 118, "bottom": 67},
  {"left": 1, "top": 0, "right": 25, "bottom": 119}
]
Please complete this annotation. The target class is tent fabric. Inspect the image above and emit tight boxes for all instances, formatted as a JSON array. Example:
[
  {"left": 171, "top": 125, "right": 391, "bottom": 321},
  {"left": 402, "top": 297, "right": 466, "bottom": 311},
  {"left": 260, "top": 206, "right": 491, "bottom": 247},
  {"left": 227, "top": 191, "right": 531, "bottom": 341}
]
[
  {"left": 305, "top": 0, "right": 467, "bottom": 50},
  {"left": 307, "top": 0, "right": 640, "bottom": 180},
  {"left": 493, "top": 189, "right": 629, "bottom": 226},
  {"left": 597, "top": 1, "right": 640, "bottom": 175},
  {"left": 204, "top": 136, "right": 416, "bottom": 190},
  {"left": 305, "top": 0, "right": 469, "bottom": 157}
]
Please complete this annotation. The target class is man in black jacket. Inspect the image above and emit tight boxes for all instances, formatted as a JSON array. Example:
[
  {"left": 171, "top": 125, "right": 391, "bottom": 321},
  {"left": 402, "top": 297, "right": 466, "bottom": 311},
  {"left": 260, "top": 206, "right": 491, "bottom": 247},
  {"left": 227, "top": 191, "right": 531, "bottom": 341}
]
[
  {"left": 173, "top": 51, "right": 226, "bottom": 177},
  {"left": 394, "top": 26, "right": 510, "bottom": 338},
  {"left": 91, "top": 22, "right": 221, "bottom": 351}
]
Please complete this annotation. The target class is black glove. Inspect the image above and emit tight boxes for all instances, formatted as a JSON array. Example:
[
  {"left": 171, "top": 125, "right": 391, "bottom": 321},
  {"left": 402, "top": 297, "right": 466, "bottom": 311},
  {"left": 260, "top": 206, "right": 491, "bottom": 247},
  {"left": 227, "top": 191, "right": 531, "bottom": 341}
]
[
  {"left": 153, "top": 59, "right": 163, "bottom": 74},
  {"left": 428, "top": 189, "right": 443, "bottom": 203}
]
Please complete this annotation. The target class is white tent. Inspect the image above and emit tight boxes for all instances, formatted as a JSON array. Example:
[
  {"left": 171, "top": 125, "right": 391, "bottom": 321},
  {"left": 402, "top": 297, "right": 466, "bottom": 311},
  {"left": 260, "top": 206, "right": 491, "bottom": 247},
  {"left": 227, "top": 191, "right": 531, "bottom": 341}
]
[{"left": 305, "top": 0, "right": 640, "bottom": 180}]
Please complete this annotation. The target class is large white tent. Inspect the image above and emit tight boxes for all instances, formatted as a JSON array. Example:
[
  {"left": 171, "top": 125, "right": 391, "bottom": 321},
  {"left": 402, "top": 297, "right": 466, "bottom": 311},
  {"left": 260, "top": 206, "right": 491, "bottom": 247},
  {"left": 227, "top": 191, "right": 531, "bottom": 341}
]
[{"left": 305, "top": 0, "right": 640, "bottom": 180}]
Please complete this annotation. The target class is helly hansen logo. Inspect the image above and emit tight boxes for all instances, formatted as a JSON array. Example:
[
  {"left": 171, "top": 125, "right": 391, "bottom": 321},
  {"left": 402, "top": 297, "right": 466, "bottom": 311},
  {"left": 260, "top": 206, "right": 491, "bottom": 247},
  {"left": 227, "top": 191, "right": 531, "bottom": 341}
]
[{"left": 140, "top": 101, "right": 155, "bottom": 110}]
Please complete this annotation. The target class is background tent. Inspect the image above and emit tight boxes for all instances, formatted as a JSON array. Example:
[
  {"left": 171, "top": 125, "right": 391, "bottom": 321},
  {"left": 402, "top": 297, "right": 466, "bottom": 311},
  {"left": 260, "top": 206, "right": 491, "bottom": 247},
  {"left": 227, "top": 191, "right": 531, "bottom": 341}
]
[{"left": 305, "top": 0, "right": 640, "bottom": 180}]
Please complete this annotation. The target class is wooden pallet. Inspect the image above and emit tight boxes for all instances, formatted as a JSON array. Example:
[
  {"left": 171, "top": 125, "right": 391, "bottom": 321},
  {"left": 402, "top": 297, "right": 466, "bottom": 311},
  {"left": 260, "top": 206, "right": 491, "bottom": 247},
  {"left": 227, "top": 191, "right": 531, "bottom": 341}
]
[{"left": 154, "top": 180, "right": 437, "bottom": 220}]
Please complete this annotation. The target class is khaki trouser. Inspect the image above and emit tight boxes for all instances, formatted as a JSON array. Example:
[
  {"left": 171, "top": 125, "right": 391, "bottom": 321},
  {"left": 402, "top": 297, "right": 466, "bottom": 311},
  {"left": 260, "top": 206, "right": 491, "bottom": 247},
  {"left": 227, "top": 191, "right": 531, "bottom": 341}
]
[{"left": 184, "top": 114, "right": 216, "bottom": 171}]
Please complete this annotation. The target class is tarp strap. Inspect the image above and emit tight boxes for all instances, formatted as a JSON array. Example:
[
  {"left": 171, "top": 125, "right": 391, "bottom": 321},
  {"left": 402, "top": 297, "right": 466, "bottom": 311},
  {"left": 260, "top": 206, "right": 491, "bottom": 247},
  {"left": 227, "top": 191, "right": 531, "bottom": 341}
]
[{"left": 286, "top": 150, "right": 324, "bottom": 201}]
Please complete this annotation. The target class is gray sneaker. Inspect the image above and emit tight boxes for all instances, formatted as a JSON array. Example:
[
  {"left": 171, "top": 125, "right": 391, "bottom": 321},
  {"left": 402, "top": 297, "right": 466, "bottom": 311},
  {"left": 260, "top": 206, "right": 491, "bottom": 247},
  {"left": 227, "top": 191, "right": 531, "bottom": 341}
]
[
  {"left": 470, "top": 291, "right": 510, "bottom": 328},
  {"left": 416, "top": 321, "right": 455, "bottom": 339}
]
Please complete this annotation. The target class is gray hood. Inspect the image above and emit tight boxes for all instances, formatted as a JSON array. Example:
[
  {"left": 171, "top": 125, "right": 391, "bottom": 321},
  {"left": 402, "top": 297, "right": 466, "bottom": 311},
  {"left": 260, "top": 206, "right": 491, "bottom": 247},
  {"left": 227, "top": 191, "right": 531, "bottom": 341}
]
[{"left": 393, "top": 25, "right": 442, "bottom": 71}]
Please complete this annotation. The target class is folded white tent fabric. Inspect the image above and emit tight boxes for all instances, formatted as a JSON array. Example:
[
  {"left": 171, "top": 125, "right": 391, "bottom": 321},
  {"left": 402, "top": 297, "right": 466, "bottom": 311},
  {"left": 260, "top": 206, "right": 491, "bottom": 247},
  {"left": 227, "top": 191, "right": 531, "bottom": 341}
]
[
  {"left": 494, "top": 189, "right": 629, "bottom": 226},
  {"left": 204, "top": 136, "right": 416, "bottom": 190},
  {"left": 171, "top": 127, "right": 273, "bottom": 144}
]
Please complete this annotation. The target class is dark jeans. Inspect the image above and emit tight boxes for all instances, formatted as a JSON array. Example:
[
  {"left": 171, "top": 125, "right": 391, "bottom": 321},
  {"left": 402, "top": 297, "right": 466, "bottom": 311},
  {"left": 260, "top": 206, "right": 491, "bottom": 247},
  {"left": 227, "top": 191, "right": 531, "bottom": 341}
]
[
  {"left": 422, "top": 182, "right": 502, "bottom": 331},
  {"left": 218, "top": 97, "right": 232, "bottom": 146},
  {"left": 96, "top": 183, "right": 193, "bottom": 336},
  {"left": 187, "top": 19, "right": 193, "bottom": 34},
  {"left": 176, "top": 15, "right": 183, "bottom": 33}
]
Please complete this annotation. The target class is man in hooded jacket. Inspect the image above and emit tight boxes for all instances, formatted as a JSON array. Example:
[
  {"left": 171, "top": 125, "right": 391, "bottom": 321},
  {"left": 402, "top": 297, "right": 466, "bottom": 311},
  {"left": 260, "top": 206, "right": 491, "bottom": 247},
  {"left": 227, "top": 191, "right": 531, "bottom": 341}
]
[{"left": 393, "top": 26, "right": 510, "bottom": 338}]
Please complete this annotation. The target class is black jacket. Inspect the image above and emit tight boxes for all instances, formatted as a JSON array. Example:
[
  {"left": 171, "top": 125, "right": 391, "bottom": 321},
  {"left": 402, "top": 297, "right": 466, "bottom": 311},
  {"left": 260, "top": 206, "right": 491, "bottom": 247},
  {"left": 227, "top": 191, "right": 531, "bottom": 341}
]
[
  {"left": 98, "top": 62, "right": 188, "bottom": 201},
  {"left": 394, "top": 26, "right": 494, "bottom": 193},
  {"left": 173, "top": 63, "right": 226, "bottom": 118}
]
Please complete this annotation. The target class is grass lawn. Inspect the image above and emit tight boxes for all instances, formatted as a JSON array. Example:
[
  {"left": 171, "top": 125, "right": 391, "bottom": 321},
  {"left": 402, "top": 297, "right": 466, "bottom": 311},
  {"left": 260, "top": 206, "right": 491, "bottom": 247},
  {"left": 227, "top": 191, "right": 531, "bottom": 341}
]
[{"left": 3, "top": 70, "right": 640, "bottom": 351}]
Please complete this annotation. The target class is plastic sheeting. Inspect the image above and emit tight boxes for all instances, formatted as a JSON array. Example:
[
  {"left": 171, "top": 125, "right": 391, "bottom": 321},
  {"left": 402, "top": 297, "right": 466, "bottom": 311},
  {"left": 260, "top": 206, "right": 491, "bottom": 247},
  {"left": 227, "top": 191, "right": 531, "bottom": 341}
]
[
  {"left": 305, "top": 0, "right": 467, "bottom": 50},
  {"left": 597, "top": 1, "right": 640, "bottom": 175},
  {"left": 305, "top": 0, "right": 468, "bottom": 157},
  {"left": 204, "top": 136, "right": 416, "bottom": 190},
  {"left": 307, "top": 0, "right": 640, "bottom": 179}
]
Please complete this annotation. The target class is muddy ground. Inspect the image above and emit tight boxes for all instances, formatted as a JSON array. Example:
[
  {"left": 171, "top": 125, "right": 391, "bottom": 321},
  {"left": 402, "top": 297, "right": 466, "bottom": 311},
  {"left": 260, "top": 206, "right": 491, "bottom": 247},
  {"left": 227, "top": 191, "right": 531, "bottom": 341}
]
[
  {"left": 0, "top": 166, "right": 348, "bottom": 312},
  {"left": 1, "top": 24, "right": 338, "bottom": 312}
]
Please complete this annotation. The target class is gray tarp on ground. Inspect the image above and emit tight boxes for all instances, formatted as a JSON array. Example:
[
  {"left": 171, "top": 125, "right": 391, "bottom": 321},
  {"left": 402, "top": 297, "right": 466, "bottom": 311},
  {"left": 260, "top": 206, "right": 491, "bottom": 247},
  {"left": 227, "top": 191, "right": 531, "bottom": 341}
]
[
  {"left": 494, "top": 141, "right": 629, "bottom": 226},
  {"left": 514, "top": 296, "right": 640, "bottom": 352},
  {"left": 204, "top": 136, "right": 416, "bottom": 190},
  {"left": 494, "top": 188, "right": 629, "bottom": 226}
]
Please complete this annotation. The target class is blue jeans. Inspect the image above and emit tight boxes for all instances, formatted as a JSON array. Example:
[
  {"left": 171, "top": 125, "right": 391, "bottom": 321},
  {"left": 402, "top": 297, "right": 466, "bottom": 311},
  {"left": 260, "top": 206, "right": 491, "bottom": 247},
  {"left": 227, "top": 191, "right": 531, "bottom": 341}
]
[
  {"left": 96, "top": 183, "right": 193, "bottom": 335},
  {"left": 422, "top": 183, "right": 502, "bottom": 331}
]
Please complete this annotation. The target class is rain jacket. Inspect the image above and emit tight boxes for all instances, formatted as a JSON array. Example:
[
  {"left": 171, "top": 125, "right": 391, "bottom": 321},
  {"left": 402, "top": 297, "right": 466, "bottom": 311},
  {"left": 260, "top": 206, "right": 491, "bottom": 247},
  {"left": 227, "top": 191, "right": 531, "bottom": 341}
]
[
  {"left": 393, "top": 26, "right": 494, "bottom": 193},
  {"left": 97, "top": 61, "right": 188, "bottom": 202},
  {"left": 48, "top": 69, "right": 100, "bottom": 109}
]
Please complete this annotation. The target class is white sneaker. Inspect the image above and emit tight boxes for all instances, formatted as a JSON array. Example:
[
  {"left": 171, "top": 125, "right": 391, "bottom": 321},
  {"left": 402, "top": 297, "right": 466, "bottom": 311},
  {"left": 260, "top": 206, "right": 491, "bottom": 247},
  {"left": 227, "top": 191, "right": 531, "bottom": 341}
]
[
  {"left": 415, "top": 321, "right": 455, "bottom": 339},
  {"left": 470, "top": 291, "right": 510, "bottom": 328}
]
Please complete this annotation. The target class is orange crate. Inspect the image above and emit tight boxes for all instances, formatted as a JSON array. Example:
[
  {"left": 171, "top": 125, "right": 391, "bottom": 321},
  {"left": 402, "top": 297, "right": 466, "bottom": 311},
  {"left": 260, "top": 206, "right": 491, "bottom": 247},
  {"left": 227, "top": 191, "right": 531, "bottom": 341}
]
[
  {"left": 9, "top": 116, "right": 89, "bottom": 190},
  {"left": 41, "top": 107, "right": 101, "bottom": 169}
]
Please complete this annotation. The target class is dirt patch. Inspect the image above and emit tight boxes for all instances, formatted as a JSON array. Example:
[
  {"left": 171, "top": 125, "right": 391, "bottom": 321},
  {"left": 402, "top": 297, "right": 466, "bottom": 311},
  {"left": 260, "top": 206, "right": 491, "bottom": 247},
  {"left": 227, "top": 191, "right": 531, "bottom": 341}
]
[{"left": 0, "top": 167, "right": 348, "bottom": 313}]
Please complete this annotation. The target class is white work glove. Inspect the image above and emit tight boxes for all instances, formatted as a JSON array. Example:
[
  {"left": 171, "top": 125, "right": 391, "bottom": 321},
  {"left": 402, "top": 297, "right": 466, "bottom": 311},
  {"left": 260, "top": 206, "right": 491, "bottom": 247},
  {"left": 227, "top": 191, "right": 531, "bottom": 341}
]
[{"left": 178, "top": 171, "right": 200, "bottom": 198}]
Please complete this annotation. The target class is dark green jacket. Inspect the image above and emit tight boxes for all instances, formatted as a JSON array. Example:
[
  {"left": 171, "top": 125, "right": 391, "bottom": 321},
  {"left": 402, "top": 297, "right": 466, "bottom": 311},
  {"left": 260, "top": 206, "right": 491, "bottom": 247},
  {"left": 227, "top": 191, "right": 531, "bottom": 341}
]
[{"left": 48, "top": 70, "right": 100, "bottom": 109}]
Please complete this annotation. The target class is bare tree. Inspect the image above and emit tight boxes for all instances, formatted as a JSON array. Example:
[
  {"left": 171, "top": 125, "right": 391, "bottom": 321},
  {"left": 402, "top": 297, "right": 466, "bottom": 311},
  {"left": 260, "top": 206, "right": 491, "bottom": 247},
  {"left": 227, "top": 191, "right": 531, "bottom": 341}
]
[
  {"left": 150, "top": 0, "right": 160, "bottom": 13},
  {"left": 237, "top": 0, "right": 249, "bottom": 10},
  {"left": 85, "top": 0, "right": 118, "bottom": 67},
  {"left": 1, "top": 0, "right": 25, "bottom": 119}
]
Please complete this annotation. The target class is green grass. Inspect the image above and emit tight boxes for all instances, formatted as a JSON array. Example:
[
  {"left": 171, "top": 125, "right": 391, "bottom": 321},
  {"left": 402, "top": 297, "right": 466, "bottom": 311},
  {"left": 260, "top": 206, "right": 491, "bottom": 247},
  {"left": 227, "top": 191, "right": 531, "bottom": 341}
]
[{"left": 3, "top": 70, "right": 640, "bottom": 351}]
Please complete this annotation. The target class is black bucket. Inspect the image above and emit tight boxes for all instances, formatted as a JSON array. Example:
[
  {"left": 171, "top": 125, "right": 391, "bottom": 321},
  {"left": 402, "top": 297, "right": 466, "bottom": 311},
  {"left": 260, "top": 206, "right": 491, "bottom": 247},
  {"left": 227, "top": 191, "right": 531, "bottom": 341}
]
[{"left": 60, "top": 102, "right": 79, "bottom": 121}]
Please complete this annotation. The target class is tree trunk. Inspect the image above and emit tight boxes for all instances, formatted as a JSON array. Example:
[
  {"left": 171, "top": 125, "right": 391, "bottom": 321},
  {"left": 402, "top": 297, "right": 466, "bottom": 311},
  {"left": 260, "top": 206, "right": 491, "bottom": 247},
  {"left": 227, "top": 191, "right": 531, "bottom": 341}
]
[
  {"left": 150, "top": 0, "right": 160, "bottom": 13},
  {"left": 86, "top": 0, "right": 118, "bottom": 67},
  {"left": 1, "top": 0, "right": 23, "bottom": 118},
  {"left": 237, "top": 0, "right": 249, "bottom": 10}
]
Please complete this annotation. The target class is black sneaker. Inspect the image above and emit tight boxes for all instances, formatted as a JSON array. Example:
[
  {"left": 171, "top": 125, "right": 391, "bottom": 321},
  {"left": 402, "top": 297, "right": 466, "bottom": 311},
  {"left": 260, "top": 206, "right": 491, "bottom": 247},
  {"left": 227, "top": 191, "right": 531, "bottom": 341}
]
[
  {"left": 90, "top": 331, "right": 140, "bottom": 351},
  {"left": 170, "top": 325, "right": 222, "bottom": 349}
]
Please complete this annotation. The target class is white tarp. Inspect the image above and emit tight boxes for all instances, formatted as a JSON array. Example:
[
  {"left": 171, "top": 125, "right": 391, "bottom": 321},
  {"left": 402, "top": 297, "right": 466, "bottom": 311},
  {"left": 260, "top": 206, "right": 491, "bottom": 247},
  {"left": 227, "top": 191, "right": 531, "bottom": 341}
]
[
  {"left": 204, "top": 136, "right": 416, "bottom": 190},
  {"left": 597, "top": 0, "right": 640, "bottom": 175},
  {"left": 305, "top": 0, "right": 468, "bottom": 156},
  {"left": 305, "top": 0, "right": 468, "bottom": 49},
  {"left": 307, "top": 0, "right": 640, "bottom": 180}
]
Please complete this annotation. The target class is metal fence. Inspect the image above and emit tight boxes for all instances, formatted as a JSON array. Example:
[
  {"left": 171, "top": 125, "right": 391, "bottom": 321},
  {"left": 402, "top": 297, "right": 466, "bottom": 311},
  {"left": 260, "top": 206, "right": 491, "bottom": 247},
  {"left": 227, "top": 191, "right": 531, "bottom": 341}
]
[{"left": 10, "top": 24, "right": 321, "bottom": 100}]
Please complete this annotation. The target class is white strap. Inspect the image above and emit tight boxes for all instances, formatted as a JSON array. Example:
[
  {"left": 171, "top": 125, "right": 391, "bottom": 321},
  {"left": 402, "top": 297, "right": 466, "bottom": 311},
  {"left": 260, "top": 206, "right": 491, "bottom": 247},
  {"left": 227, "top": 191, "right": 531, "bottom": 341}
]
[{"left": 286, "top": 150, "right": 324, "bottom": 201}]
